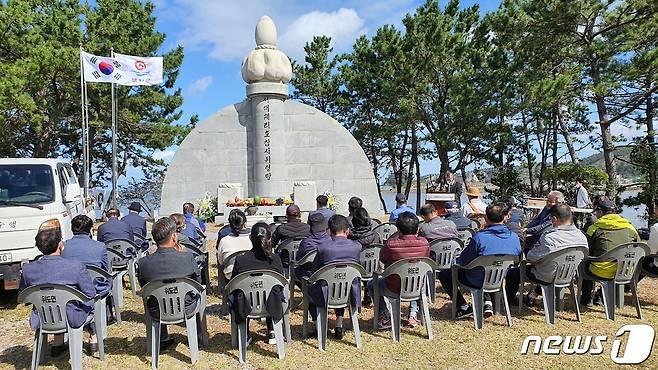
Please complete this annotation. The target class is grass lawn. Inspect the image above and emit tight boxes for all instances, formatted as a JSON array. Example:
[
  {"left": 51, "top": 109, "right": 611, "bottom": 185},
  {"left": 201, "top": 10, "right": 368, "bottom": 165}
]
[{"left": 1, "top": 224, "right": 657, "bottom": 369}]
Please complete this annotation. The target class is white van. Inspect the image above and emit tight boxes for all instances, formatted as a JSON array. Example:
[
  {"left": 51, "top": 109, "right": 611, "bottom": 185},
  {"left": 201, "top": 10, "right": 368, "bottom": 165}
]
[{"left": 0, "top": 159, "right": 84, "bottom": 289}]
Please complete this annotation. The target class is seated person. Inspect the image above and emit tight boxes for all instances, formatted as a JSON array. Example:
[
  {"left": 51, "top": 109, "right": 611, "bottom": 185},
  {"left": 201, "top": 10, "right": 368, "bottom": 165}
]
[
  {"left": 62, "top": 215, "right": 111, "bottom": 297},
  {"left": 20, "top": 219, "right": 97, "bottom": 356},
  {"left": 97, "top": 208, "right": 134, "bottom": 244},
  {"left": 347, "top": 196, "right": 363, "bottom": 227},
  {"left": 272, "top": 204, "right": 310, "bottom": 249},
  {"left": 308, "top": 215, "right": 361, "bottom": 340},
  {"left": 182, "top": 202, "right": 206, "bottom": 242},
  {"left": 505, "top": 204, "right": 587, "bottom": 305},
  {"left": 580, "top": 199, "right": 639, "bottom": 306},
  {"left": 640, "top": 205, "right": 658, "bottom": 281},
  {"left": 348, "top": 207, "right": 378, "bottom": 246},
  {"left": 438, "top": 203, "right": 522, "bottom": 319},
  {"left": 169, "top": 213, "right": 193, "bottom": 247},
  {"left": 523, "top": 191, "right": 564, "bottom": 251},
  {"left": 444, "top": 201, "right": 472, "bottom": 229},
  {"left": 309, "top": 195, "right": 336, "bottom": 221},
  {"left": 121, "top": 202, "right": 147, "bottom": 238},
  {"left": 217, "top": 210, "right": 252, "bottom": 280},
  {"left": 215, "top": 209, "right": 241, "bottom": 249},
  {"left": 137, "top": 217, "right": 202, "bottom": 350},
  {"left": 389, "top": 193, "right": 415, "bottom": 222},
  {"left": 463, "top": 187, "right": 487, "bottom": 219},
  {"left": 230, "top": 222, "right": 285, "bottom": 345},
  {"left": 418, "top": 203, "right": 458, "bottom": 242},
  {"left": 295, "top": 213, "right": 330, "bottom": 280},
  {"left": 368, "top": 212, "right": 429, "bottom": 329},
  {"left": 505, "top": 196, "right": 524, "bottom": 237}
]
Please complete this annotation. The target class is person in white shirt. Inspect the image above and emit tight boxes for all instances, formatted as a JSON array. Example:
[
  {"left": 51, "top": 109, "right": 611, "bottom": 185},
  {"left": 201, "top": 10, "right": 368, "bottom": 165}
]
[
  {"left": 575, "top": 178, "right": 591, "bottom": 208},
  {"left": 463, "top": 187, "right": 487, "bottom": 218},
  {"left": 217, "top": 210, "right": 252, "bottom": 280}
]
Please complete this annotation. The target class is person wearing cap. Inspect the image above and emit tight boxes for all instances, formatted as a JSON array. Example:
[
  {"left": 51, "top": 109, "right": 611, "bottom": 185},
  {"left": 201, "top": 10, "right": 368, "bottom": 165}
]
[
  {"left": 389, "top": 193, "right": 415, "bottom": 222},
  {"left": 20, "top": 220, "right": 98, "bottom": 356},
  {"left": 97, "top": 208, "right": 134, "bottom": 244},
  {"left": 295, "top": 213, "right": 331, "bottom": 280},
  {"left": 418, "top": 203, "right": 458, "bottom": 242},
  {"left": 580, "top": 198, "right": 639, "bottom": 306},
  {"left": 523, "top": 191, "right": 565, "bottom": 252},
  {"left": 463, "top": 187, "right": 487, "bottom": 218},
  {"left": 444, "top": 201, "right": 472, "bottom": 229},
  {"left": 310, "top": 195, "right": 336, "bottom": 221},
  {"left": 121, "top": 202, "right": 147, "bottom": 239},
  {"left": 272, "top": 204, "right": 311, "bottom": 248}
]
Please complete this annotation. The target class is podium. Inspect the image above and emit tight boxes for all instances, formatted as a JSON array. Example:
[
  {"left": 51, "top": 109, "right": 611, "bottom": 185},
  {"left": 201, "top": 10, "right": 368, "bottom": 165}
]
[{"left": 425, "top": 192, "right": 456, "bottom": 216}]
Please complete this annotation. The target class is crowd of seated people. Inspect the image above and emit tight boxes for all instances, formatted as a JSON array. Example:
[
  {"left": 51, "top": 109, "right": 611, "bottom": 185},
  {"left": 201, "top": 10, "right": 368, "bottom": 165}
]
[{"left": 16, "top": 191, "right": 658, "bottom": 365}]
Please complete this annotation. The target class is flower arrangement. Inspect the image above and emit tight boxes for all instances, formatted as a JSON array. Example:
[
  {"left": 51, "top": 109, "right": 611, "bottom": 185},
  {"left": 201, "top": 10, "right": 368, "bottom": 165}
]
[
  {"left": 196, "top": 192, "right": 218, "bottom": 222},
  {"left": 322, "top": 190, "right": 339, "bottom": 212}
]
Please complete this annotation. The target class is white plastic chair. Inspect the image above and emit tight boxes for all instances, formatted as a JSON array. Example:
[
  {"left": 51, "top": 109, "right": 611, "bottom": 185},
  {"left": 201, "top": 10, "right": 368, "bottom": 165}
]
[
  {"left": 373, "top": 223, "right": 398, "bottom": 243},
  {"left": 105, "top": 239, "right": 138, "bottom": 300},
  {"left": 85, "top": 265, "right": 119, "bottom": 337},
  {"left": 428, "top": 238, "right": 463, "bottom": 303}
]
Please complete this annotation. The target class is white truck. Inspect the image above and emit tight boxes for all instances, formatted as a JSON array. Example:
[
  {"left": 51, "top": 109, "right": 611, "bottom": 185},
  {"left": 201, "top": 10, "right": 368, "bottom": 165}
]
[{"left": 0, "top": 159, "right": 84, "bottom": 289}]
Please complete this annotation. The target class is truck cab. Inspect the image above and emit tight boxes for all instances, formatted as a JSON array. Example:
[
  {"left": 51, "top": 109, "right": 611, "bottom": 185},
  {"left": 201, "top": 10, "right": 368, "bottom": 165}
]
[{"left": 0, "top": 159, "right": 84, "bottom": 289}]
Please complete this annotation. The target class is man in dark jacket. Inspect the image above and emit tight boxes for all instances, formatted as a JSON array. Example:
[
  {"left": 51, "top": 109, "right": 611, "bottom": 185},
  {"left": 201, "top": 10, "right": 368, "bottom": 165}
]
[
  {"left": 272, "top": 204, "right": 310, "bottom": 247},
  {"left": 308, "top": 215, "right": 361, "bottom": 340},
  {"left": 97, "top": 208, "right": 134, "bottom": 244},
  {"left": 121, "top": 202, "right": 147, "bottom": 238},
  {"left": 63, "top": 215, "right": 111, "bottom": 297},
  {"left": 444, "top": 202, "right": 472, "bottom": 229},
  {"left": 137, "top": 217, "right": 202, "bottom": 350},
  {"left": 523, "top": 191, "right": 564, "bottom": 251},
  {"left": 438, "top": 203, "right": 522, "bottom": 320},
  {"left": 295, "top": 213, "right": 330, "bottom": 280},
  {"left": 369, "top": 212, "right": 430, "bottom": 329},
  {"left": 419, "top": 203, "right": 458, "bottom": 242}
]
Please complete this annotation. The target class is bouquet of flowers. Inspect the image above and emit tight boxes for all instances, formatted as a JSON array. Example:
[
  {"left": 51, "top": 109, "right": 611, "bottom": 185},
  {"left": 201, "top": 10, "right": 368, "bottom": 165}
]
[
  {"left": 322, "top": 190, "right": 339, "bottom": 212},
  {"left": 196, "top": 192, "right": 218, "bottom": 222}
]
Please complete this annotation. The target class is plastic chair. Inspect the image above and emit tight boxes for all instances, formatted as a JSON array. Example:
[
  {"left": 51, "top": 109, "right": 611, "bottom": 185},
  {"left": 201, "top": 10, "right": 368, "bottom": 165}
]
[
  {"left": 359, "top": 244, "right": 383, "bottom": 283},
  {"left": 578, "top": 242, "right": 650, "bottom": 320},
  {"left": 469, "top": 218, "right": 482, "bottom": 230},
  {"left": 291, "top": 250, "right": 318, "bottom": 309},
  {"left": 428, "top": 238, "right": 464, "bottom": 303},
  {"left": 301, "top": 262, "right": 366, "bottom": 351},
  {"left": 451, "top": 254, "right": 518, "bottom": 330},
  {"left": 140, "top": 277, "right": 208, "bottom": 369},
  {"left": 372, "top": 257, "right": 437, "bottom": 341},
  {"left": 456, "top": 228, "right": 475, "bottom": 247},
  {"left": 517, "top": 246, "right": 588, "bottom": 324},
  {"left": 105, "top": 239, "right": 138, "bottom": 299},
  {"left": 373, "top": 223, "right": 398, "bottom": 243},
  {"left": 18, "top": 284, "right": 104, "bottom": 369},
  {"left": 182, "top": 243, "right": 210, "bottom": 287},
  {"left": 276, "top": 238, "right": 304, "bottom": 279},
  {"left": 225, "top": 270, "right": 291, "bottom": 363},
  {"left": 217, "top": 250, "right": 249, "bottom": 315},
  {"left": 85, "top": 265, "right": 120, "bottom": 336}
]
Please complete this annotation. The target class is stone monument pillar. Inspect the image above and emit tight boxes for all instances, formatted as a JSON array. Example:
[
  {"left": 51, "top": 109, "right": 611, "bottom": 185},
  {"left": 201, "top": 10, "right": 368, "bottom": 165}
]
[{"left": 241, "top": 16, "right": 292, "bottom": 198}]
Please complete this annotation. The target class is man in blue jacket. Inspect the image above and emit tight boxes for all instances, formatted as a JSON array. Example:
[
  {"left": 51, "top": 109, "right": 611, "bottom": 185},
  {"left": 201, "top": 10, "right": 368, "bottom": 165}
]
[
  {"left": 389, "top": 193, "right": 415, "bottom": 222},
  {"left": 97, "top": 208, "right": 134, "bottom": 243},
  {"left": 438, "top": 202, "right": 521, "bottom": 319},
  {"left": 183, "top": 202, "right": 206, "bottom": 242},
  {"left": 121, "top": 202, "right": 147, "bottom": 238},
  {"left": 308, "top": 214, "right": 361, "bottom": 340},
  {"left": 63, "top": 215, "right": 111, "bottom": 297},
  {"left": 523, "top": 191, "right": 564, "bottom": 251},
  {"left": 295, "top": 213, "right": 330, "bottom": 280}
]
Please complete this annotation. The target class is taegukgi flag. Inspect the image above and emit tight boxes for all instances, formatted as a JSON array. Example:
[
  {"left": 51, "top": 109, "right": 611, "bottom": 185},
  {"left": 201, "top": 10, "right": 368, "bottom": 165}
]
[{"left": 81, "top": 51, "right": 163, "bottom": 86}]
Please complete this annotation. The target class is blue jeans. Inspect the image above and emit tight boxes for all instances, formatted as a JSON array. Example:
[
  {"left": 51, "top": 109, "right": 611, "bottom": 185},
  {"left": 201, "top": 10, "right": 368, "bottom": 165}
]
[{"left": 367, "top": 277, "right": 419, "bottom": 319}]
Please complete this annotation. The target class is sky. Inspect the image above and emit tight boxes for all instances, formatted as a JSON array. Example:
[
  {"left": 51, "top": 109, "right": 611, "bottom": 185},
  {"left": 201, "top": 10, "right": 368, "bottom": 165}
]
[{"left": 121, "top": 0, "right": 501, "bottom": 182}]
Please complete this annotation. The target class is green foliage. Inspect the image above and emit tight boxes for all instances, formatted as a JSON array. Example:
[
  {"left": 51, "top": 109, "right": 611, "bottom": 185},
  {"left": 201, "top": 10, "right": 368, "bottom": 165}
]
[
  {"left": 485, "top": 166, "right": 528, "bottom": 202},
  {"left": 0, "top": 0, "right": 195, "bottom": 184},
  {"left": 622, "top": 141, "right": 658, "bottom": 225},
  {"left": 544, "top": 164, "right": 608, "bottom": 201}
]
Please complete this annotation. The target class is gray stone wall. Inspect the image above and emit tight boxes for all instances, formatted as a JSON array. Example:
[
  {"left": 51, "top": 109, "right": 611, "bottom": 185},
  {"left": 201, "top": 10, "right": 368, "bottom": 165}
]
[{"left": 160, "top": 100, "right": 382, "bottom": 217}]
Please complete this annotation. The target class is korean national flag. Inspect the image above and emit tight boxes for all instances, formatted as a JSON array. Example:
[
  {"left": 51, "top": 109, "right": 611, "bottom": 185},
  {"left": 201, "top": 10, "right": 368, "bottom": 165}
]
[{"left": 82, "top": 51, "right": 163, "bottom": 86}]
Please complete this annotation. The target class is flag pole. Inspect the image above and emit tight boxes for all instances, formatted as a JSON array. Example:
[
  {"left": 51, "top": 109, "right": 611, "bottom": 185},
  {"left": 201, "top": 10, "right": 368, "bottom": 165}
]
[
  {"left": 110, "top": 47, "right": 118, "bottom": 209},
  {"left": 79, "top": 44, "right": 89, "bottom": 199}
]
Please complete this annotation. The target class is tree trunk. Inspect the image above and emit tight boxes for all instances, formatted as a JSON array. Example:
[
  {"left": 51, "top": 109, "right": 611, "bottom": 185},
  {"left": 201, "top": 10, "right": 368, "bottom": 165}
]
[
  {"left": 552, "top": 111, "right": 559, "bottom": 189},
  {"left": 557, "top": 103, "right": 579, "bottom": 164},
  {"left": 438, "top": 148, "right": 449, "bottom": 177},
  {"left": 522, "top": 111, "right": 535, "bottom": 196},
  {"left": 590, "top": 61, "right": 618, "bottom": 197},
  {"left": 415, "top": 151, "right": 421, "bottom": 214},
  {"left": 645, "top": 89, "right": 655, "bottom": 226}
]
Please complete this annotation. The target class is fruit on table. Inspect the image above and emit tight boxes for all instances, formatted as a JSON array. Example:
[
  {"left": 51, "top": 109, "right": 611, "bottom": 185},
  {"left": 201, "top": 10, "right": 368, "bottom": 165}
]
[{"left": 254, "top": 195, "right": 261, "bottom": 205}]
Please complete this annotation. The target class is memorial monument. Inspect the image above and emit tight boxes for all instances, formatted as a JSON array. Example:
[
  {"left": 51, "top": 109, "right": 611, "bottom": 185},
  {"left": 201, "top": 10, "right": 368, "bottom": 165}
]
[{"left": 160, "top": 16, "right": 382, "bottom": 219}]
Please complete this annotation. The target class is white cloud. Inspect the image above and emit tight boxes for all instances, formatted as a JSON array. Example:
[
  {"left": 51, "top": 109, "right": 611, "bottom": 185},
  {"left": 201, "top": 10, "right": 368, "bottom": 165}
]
[
  {"left": 279, "top": 8, "right": 366, "bottom": 61},
  {"left": 188, "top": 75, "right": 213, "bottom": 95}
]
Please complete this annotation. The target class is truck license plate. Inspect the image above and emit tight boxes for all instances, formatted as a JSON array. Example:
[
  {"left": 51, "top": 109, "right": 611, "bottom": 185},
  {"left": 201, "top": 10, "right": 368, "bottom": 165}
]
[{"left": 0, "top": 253, "right": 12, "bottom": 263}]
